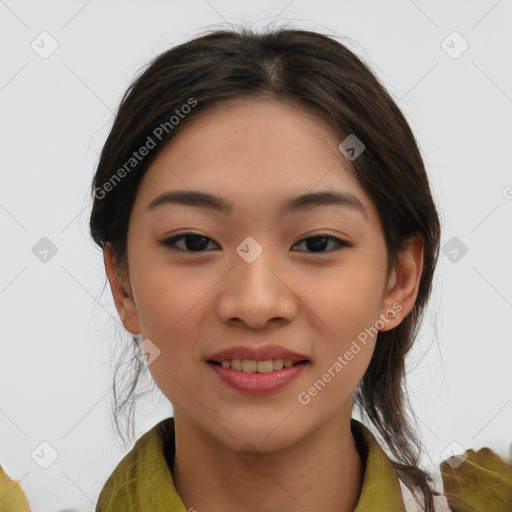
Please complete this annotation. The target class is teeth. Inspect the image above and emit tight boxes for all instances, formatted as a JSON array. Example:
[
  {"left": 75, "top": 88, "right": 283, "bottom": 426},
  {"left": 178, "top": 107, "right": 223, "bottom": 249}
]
[
  {"left": 218, "top": 359, "right": 299, "bottom": 373},
  {"left": 273, "top": 359, "right": 284, "bottom": 370}
]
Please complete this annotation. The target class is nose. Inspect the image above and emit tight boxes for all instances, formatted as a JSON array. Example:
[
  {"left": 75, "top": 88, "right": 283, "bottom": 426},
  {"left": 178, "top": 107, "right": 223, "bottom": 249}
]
[{"left": 214, "top": 244, "right": 299, "bottom": 329}]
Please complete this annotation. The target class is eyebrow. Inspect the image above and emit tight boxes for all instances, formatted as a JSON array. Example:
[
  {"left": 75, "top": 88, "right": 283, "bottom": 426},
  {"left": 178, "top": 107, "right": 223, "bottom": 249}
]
[{"left": 147, "top": 189, "right": 368, "bottom": 219}]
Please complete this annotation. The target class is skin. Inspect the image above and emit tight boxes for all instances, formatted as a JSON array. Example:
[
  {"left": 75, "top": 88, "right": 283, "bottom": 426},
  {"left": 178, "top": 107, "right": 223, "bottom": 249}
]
[{"left": 104, "top": 97, "right": 424, "bottom": 512}]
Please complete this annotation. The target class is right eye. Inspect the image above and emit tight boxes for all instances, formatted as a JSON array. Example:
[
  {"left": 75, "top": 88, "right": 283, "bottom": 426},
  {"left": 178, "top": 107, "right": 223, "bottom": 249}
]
[{"left": 159, "top": 233, "right": 220, "bottom": 252}]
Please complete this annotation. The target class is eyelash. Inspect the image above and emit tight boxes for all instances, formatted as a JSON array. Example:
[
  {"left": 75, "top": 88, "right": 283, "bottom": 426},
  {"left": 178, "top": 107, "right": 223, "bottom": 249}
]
[{"left": 159, "top": 232, "right": 352, "bottom": 254}]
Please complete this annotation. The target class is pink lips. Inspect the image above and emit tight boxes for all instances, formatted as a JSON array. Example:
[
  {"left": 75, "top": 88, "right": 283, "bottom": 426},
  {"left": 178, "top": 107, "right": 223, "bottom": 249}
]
[
  {"left": 206, "top": 344, "right": 310, "bottom": 395},
  {"left": 208, "top": 360, "right": 308, "bottom": 394}
]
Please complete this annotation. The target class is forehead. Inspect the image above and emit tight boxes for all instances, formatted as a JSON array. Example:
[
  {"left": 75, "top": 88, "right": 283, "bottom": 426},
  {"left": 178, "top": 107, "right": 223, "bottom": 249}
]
[{"left": 134, "top": 97, "right": 378, "bottom": 224}]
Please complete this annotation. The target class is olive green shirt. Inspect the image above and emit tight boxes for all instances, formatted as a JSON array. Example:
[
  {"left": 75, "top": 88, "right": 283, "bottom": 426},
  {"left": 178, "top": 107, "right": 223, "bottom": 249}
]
[{"left": 94, "top": 417, "right": 447, "bottom": 511}]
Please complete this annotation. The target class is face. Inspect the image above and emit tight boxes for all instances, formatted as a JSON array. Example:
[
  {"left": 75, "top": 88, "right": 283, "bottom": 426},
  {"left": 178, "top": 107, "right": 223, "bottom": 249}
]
[{"left": 104, "top": 97, "right": 423, "bottom": 452}]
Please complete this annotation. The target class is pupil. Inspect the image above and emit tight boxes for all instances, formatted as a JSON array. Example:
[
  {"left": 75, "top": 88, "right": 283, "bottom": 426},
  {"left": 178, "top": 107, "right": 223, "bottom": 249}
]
[
  {"left": 307, "top": 236, "right": 328, "bottom": 252},
  {"left": 186, "top": 235, "right": 208, "bottom": 251}
]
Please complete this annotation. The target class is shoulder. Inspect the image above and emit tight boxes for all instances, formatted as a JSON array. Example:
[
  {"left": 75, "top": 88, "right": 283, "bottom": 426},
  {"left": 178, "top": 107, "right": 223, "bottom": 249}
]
[
  {"left": 440, "top": 446, "right": 512, "bottom": 511},
  {"left": 95, "top": 420, "right": 169, "bottom": 511}
]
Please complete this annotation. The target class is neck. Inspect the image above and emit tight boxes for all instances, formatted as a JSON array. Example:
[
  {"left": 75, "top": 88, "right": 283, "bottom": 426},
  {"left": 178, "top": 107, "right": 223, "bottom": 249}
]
[{"left": 171, "top": 413, "right": 364, "bottom": 512}]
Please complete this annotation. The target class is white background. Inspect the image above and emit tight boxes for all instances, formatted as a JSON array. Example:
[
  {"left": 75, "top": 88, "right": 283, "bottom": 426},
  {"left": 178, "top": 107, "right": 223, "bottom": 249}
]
[{"left": 1, "top": 1, "right": 511, "bottom": 510}]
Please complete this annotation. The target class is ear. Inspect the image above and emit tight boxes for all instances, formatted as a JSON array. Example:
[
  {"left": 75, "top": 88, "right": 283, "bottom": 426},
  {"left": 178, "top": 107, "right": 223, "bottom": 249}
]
[
  {"left": 378, "top": 233, "right": 424, "bottom": 331},
  {"left": 103, "top": 243, "right": 141, "bottom": 335}
]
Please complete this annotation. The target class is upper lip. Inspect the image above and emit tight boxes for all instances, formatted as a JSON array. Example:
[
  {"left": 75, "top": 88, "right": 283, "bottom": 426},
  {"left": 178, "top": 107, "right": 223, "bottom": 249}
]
[{"left": 207, "top": 345, "right": 310, "bottom": 363}]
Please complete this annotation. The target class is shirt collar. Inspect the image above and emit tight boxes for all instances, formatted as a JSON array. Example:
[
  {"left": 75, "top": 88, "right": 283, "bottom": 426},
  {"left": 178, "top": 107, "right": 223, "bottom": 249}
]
[
  {"left": 351, "top": 418, "right": 407, "bottom": 510},
  {"left": 96, "top": 417, "right": 406, "bottom": 511}
]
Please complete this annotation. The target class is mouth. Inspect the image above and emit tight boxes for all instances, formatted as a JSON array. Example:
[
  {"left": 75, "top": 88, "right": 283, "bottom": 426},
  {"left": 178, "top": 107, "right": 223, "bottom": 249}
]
[
  {"left": 207, "top": 359, "right": 310, "bottom": 373},
  {"left": 207, "top": 359, "right": 310, "bottom": 394}
]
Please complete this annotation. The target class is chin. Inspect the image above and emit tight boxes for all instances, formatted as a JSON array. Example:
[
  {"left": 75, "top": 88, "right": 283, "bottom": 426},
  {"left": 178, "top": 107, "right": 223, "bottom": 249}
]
[{"left": 208, "top": 410, "right": 311, "bottom": 453}]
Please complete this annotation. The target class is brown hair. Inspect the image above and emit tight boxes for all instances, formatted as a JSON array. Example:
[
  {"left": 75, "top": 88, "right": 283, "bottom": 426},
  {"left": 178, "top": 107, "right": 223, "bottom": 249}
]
[{"left": 89, "top": 25, "right": 442, "bottom": 510}]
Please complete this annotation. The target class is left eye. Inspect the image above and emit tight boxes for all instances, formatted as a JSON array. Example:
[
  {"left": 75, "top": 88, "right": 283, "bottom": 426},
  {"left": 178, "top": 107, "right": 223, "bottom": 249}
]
[
  {"left": 159, "top": 233, "right": 351, "bottom": 254},
  {"left": 294, "top": 235, "right": 351, "bottom": 253}
]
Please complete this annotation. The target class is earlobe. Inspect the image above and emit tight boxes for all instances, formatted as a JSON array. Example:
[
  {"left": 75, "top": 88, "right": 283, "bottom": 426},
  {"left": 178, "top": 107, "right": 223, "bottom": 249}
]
[
  {"left": 379, "top": 233, "right": 424, "bottom": 331},
  {"left": 103, "top": 243, "right": 141, "bottom": 335}
]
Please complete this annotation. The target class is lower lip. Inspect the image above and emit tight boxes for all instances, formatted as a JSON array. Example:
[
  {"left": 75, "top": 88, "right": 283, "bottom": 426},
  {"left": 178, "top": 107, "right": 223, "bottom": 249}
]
[{"left": 208, "top": 361, "right": 308, "bottom": 394}]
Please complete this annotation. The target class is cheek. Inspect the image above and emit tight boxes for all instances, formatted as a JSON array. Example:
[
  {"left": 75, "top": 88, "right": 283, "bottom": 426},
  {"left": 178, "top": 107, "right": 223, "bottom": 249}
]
[
  {"left": 131, "top": 258, "right": 212, "bottom": 337},
  {"left": 305, "top": 259, "right": 385, "bottom": 336},
  {"left": 130, "top": 262, "right": 213, "bottom": 397},
  {"left": 301, "top": 259, "right": 383, "bottom": 392}
]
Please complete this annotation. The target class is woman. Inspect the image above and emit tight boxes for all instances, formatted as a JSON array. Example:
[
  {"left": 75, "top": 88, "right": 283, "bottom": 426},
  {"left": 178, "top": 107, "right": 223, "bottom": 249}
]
[{"left": 89, "top": 26, "right": 456, "bottom": 511}]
